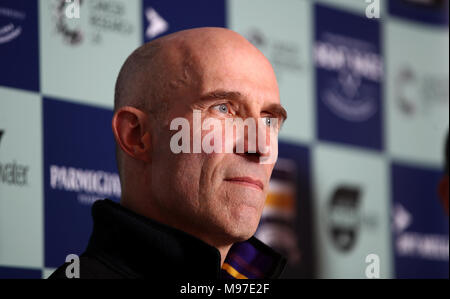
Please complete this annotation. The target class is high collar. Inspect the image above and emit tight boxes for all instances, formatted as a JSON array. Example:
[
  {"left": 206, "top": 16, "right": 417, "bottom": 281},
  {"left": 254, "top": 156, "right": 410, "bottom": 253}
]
[{"left": 85, "top": 199, "right": 285, "bottom": 279}]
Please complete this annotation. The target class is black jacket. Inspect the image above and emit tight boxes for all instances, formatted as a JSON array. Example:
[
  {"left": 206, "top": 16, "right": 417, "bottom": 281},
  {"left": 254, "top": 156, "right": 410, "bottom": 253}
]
[{"left": 49, "top": 199, "right": 286, "bottom": 279}]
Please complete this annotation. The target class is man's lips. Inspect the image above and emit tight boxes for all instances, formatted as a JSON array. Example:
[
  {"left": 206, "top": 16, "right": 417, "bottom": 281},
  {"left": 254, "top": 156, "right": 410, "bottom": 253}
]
[{"left": 224, "top": 177, "right": 264, "bottom": 191}]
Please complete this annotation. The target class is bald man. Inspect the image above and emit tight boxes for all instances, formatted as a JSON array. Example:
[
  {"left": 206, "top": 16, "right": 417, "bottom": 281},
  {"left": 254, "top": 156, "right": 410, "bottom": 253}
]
[{"left": 49, "top": 27, "right": 287, "bottom": 279}]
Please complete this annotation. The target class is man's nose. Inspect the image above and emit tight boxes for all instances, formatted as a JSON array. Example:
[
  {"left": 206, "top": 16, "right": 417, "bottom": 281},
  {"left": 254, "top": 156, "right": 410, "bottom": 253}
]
[{"left": 234, "top": 118, "right": 272, "bottom": 162}]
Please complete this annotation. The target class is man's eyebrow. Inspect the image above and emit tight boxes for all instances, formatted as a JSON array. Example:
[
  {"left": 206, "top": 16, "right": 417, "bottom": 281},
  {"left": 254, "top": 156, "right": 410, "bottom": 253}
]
[
  {"left": 199, "top": 90, "right": 242, "bottom": 101},
  {"left": 264, "top": 103, "right": 288, "bottom": 123}
]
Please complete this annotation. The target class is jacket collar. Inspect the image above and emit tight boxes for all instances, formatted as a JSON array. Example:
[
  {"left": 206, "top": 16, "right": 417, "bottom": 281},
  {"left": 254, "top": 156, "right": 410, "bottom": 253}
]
[{"left": 86, "top": 199, "right": 285, "bottom": 279}]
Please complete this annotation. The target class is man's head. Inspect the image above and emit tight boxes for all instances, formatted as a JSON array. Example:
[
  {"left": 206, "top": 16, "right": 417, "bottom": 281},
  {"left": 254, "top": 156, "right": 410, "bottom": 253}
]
[{"left": 112, "top": 27, "right": 286, "bottom": 250}]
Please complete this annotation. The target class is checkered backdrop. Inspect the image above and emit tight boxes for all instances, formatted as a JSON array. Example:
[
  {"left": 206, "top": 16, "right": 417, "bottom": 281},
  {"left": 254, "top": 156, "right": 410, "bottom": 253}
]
[{"left": 0, "top": 0, "right": 448, "bottom": 279}]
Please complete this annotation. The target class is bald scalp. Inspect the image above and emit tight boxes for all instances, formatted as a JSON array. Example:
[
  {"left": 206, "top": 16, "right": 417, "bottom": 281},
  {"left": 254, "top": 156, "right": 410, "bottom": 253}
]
[
  {"left": 114, "top": 39, "right": 164, "bottom": 115},
  {"left": 114, "top": 27, "right": 261, "bottom": 115}
]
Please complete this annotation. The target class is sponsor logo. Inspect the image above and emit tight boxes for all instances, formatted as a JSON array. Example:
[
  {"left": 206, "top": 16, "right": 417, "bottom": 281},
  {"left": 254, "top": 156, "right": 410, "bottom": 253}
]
[
  {"left": 327, "top": 185, "right": 378, "bottom": 252},
  {"left": 315, "top": 33, "right": 383, "bottom": 122},
  {"left": 54, "top": 0, "right": 83, "bottom": 44},
  {"left": 328, "top": 186, "right": 361, "bottom": 251},
  {"left": 0, "top": 131, "right": 30, "bottom": 187},
  {"left": 0, "top": 6, "right": 25, "bottom": 44},
  {"left": 53, "top": 0, "right": 134, "bottom": 45},
  {"left": 145, "top": 7, "right": 168, "bottom": 40},
  {"left": 395, "top": 66, "right": 449, "bottom": 116},
  {"left": 50, "top": 164, "right": 121, "bottom": 204},
  {"left": 246, "top": 29, "right": 303, "bottom": 82},
  {"left": 65, "top": 0, "right": 80, "bottom": 19},
  {"left": 394, "top": 203, "right": 449, "bottom": 261}
]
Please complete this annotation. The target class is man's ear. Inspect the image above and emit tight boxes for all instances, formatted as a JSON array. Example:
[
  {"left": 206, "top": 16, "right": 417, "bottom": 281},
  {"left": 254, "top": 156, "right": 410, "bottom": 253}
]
[{"left": 112, "top": 106, "right": 152, "bottom": 163}]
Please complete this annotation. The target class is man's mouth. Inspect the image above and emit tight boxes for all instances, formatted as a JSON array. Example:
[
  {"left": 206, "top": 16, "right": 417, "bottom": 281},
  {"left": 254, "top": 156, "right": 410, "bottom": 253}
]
[{"left": 224, "top": 177, "right": 264, "bottom": 191}]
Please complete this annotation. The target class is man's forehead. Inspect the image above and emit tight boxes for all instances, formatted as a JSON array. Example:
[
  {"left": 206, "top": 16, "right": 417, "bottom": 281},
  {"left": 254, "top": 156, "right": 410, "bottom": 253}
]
[
  {"left": 149, "top": 28, "right": 281, "bottom": 109},
  {"left": 191, "top": 46, "right": 278, "bottom": 99},
  {"left": 161, "top": 29, "right": 277, "bottom": 84},
  {"left": 197, "top": 65, "right": 280, "bottom": 107},
  {"left": 200, "top": 88, "right": 278, "bottom": 103}
]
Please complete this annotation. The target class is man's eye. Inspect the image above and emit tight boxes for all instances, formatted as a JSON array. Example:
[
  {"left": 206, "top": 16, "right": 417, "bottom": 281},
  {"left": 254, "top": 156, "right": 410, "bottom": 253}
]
[
  {"left": 264, "top": 116, "right": 274, "bottom": 127},
  {"left": 213, "top": 103, "right": 229, "bottom": 114}
]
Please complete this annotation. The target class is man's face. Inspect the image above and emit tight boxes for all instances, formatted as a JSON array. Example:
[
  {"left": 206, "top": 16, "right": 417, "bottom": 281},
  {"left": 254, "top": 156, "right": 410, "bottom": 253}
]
[{"left": 149, "top": 41, "right": 283, "bottom": 243}]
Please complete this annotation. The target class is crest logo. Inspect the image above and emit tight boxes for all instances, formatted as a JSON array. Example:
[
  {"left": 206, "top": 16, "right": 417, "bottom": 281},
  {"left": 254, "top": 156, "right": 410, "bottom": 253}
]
[
  {"left": 0, "top": 6, "right": 26, "bottom": 44},
  {"left": 64, "top": 0, "right": 81, "bottom": 19},
  {"left": 328, "top": 186, "right": 361, "bottom": 251},
  {"left": 55, "top": 0, "right": 83, "bottom": 44},
  {"left": 315, "top": 33, "right": 382, "bottom": 122}
]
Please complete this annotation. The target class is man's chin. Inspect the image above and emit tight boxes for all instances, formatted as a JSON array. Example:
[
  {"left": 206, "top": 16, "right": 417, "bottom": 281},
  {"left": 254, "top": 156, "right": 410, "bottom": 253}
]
[
  {"left": 222, "top": 219, "right": 260, "bottom": 243},
  {"left": 204, "top": 207, "right": 262, "bottom": 244}
]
